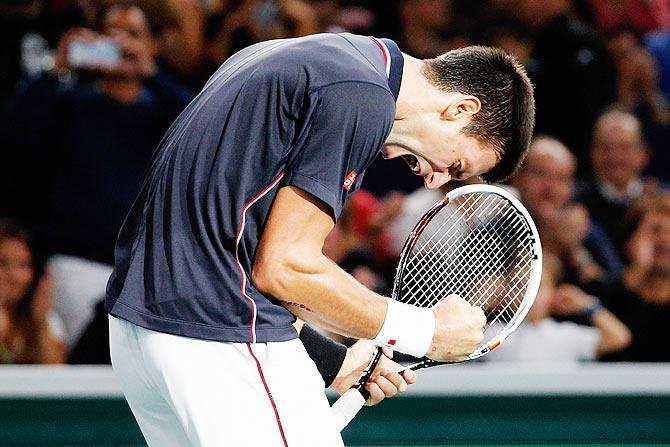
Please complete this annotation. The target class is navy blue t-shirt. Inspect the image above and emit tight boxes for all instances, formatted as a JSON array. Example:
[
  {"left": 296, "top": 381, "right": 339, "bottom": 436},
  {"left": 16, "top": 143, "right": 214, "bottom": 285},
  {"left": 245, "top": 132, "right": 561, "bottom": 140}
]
[{"left": 105, "top": 33, "right": 404, "bottom": 343}]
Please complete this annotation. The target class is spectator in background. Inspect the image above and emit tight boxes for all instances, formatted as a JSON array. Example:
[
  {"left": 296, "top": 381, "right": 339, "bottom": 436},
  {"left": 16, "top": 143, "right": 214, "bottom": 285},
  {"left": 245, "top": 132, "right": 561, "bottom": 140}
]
[
  {"left": 323, "top": 190, "right": 404, "bottom": 295},
  {"left": 0, "top": 219, "right": 66, "bottom": 364},
  {"left": 395, "top": 0, "right": 465, "bottom": 58},
  {"left": 487, "top": 253, "right": 631, "bottom": 362},
  {"left": 502, "top": 0, "right": 615, "bottom": 176},
  {"left": 509, "top": 136, "right": 623, "bottom": 281},
  {"left": 641, "top": 29, "right": 670, "bottom": 184},
  {"left": 0, "top": 0, "right": 44, "bottom": 106},
  {"left": 305, "top": 0, "right": 376, "bottom": 34},
  {"left": 605, "top": 27, "right": 669, "bottom": 125},
  {"left": 385, "top": 177, "right": 482, "bottom": 260},
  {"left": 481, "top": 16, "right": 531, "bottom": 62},
  {"left": 586, "top": 193, "right": 670, "bottom": 361},
  {"left": 587, "top": 0, "right": 670, "bottom": 36},
  {"left": 645, "top": 29, "right": 670, "bottom": 105},
  {"left": 206, "top": 0, "right": 319, "bottom": 66},
  {"left": 576, "top": 110, "right": 661, "bottom": 255},
  {"left": 158, "top": 0, "right": 205, "bottom": 88},
  {"left": 3, "top": 0, "right": 192, "bottom": 263},
  {"left": 0, "top": 0, "right": 193, "bottom": 344}
]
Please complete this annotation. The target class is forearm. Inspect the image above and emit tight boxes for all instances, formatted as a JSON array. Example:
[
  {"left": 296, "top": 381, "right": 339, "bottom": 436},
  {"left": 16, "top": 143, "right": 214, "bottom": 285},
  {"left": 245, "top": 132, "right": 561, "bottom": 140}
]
[
  {"left": 592, "top": 309, "right": 632, "bottom": 356},
  {"left": 254, "top": 186, "right": 445, "bottom": 360},
  {"left": 255, "top": 250, "right": 387, "bottom": 340}
]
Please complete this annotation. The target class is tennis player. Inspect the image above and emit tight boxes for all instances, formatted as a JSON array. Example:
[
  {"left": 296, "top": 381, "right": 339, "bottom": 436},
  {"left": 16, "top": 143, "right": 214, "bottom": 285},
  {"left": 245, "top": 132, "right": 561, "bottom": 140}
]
[{"left": 106, "top": 33, "right": 534, "bottom": 446}]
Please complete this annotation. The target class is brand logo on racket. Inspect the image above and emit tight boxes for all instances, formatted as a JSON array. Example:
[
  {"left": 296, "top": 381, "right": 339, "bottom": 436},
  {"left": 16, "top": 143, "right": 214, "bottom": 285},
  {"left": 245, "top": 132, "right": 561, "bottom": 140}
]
[{"left": 343, "top": 171, "right": 357, "bottom": 191}]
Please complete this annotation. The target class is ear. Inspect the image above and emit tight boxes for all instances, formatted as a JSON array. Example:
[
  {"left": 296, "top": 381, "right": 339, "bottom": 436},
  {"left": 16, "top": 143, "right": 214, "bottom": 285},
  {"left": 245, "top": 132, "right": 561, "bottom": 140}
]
[{"left": 440, "top": 95, "right": 481, "bottom": 121}]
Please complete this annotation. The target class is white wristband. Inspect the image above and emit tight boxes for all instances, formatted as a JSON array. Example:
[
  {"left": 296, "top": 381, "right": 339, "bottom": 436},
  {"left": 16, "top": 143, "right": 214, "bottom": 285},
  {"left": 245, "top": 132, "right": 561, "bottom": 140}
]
[{"left": 372, "top": 298, "right": 435, "bottom": 358}]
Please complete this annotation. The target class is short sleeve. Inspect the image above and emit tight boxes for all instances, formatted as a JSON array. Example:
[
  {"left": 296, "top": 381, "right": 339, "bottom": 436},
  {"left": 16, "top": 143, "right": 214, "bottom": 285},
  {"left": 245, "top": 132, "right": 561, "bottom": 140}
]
[{"left": 283, "top": 82, "right": 395, "bottom": 219}]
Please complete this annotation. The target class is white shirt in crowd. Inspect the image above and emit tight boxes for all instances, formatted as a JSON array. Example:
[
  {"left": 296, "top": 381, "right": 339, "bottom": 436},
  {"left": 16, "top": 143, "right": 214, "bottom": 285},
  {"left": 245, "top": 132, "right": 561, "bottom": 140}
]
[{"left": 486, "top": 318, "right": 600, "bottom": 363}]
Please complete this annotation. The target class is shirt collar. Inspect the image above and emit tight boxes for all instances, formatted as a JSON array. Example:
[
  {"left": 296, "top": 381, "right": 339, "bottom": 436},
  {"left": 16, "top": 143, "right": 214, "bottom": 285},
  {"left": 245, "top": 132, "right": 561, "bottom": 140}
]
[
  {"left": 369, "top": 37, "right": 404, "bottom": 101},
  {"left": 597, "top": 178, "right": 644, "bottom": 204}
]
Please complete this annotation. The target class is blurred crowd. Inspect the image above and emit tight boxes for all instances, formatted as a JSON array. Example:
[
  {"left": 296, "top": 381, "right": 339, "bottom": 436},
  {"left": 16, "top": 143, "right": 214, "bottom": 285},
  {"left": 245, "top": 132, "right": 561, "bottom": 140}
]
[{"left": 1, "top": 0, "right": 669, "bottom": 365}]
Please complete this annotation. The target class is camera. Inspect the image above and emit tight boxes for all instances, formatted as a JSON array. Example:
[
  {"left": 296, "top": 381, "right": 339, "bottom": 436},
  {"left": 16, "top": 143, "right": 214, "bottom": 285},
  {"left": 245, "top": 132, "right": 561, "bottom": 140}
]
[{"left": 68, "top": 38, "right": 121, "bottom": 69}]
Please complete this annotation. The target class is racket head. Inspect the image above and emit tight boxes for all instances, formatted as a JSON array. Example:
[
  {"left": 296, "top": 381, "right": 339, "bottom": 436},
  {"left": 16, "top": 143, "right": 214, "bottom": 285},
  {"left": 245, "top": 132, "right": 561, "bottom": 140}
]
[{"left": 391, "top": 184, "right": 542, "bottom": 362}]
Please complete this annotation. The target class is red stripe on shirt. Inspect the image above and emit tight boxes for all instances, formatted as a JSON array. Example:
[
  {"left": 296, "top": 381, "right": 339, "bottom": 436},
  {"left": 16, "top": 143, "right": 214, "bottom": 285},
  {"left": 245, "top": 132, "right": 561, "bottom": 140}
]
[
  {"left": 246, "top": 343, "right": 289, "bottom": 446},
  {"left": 234, "top": 172, "right": 285, "bottom": 342}
]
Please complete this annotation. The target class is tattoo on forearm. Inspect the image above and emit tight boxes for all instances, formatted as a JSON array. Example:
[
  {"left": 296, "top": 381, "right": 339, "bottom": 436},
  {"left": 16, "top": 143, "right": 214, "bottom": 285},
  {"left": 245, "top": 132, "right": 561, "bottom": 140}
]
[{"left": 279, "top": 300, "right": 314, "bottom": 312}]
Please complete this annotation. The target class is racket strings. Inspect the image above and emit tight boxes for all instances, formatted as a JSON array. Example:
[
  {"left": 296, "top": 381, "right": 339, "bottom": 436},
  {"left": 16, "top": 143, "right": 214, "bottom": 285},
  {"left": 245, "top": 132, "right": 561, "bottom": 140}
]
[
  {"left": 406, "top": 194, "right": 516, "bottom": 291},
  {"left": 401, "top": 194, "right": 495, "bottom": 292},
  {"left": 484, "top": 257, "right": 533, "bottom": 330},
  {"left": 463, "top": 216, "right": 530, "bottom": 305},
  {"left": 433, "top": 202, "right": 527, "bottom": 306},
  {"left": 396, "top": 192, "right": 536, "bottom": 347},
  {"left": 402, "top": 194, "right": 517, "bottom": 303}
]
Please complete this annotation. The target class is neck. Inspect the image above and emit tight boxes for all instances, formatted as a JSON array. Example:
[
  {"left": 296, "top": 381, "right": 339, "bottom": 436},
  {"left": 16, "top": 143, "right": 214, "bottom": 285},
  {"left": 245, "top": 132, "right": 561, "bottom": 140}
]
[
  {"left": 99, "top": 77, "right": 143, "bottom": 104},
  {"left": 396, "top": 56, "right": 437, "bottom": 120}
]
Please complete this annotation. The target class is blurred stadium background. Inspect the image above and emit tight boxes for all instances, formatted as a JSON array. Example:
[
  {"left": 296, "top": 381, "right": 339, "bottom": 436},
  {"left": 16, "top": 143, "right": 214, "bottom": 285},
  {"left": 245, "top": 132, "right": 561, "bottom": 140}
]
[{"left": 1, "top": 0, "right": 670, "bottom": 445}]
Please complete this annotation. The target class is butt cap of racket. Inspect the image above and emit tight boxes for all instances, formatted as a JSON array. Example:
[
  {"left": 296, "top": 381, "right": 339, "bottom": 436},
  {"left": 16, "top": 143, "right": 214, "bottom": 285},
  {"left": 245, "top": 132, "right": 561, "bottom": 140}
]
[{"left": 331, "top": 388, "right": 366, "bottom": 432}]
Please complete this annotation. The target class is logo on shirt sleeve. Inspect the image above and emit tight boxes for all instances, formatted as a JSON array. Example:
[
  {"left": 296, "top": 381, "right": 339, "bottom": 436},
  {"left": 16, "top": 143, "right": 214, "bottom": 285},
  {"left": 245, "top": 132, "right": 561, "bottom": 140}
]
[{"left": 343, "top": 170, "right": 358, "bottom": 192}]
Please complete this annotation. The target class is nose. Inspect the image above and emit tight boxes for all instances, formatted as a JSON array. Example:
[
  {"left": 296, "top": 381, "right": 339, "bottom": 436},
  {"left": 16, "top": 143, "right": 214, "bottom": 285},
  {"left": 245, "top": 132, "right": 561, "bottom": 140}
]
[{"left": 425, "top": 171, "right": 451, "bottom": 189}]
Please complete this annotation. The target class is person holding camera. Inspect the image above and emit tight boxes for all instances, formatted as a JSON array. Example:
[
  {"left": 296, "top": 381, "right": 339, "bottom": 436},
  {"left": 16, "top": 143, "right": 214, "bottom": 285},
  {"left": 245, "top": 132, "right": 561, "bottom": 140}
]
[{"left": 1, "top": 0, "right": 194, "bottom": 345}]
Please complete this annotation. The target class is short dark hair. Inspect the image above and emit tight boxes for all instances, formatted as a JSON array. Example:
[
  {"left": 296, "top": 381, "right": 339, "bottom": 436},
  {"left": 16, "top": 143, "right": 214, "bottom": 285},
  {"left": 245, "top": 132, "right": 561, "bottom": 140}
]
[{"left": 422, "top": 46, "right": 535, "bottom": 183}]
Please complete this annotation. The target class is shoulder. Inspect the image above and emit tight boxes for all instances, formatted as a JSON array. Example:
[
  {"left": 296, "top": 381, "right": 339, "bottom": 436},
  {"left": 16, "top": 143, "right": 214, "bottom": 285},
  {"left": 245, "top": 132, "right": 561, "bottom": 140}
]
[{"left": 290, "top": 33, "right": 391, "bottom": 90}]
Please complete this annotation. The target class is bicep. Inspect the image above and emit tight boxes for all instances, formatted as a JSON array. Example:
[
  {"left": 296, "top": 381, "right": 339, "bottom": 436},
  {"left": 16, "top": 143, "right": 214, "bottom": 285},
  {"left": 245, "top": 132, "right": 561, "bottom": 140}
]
[{"left": 252, "top": 186, "right": 335, "bottom": 289}]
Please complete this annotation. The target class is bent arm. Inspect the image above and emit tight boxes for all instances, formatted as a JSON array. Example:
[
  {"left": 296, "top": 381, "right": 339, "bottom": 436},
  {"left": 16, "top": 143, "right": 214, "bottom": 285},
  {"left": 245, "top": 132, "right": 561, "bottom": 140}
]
[
  {"left": 592, "top": 307, "right": 632, "bottom": 357},
  {"left": 252, "top": 186, "right": 387, "bottom": 339}
]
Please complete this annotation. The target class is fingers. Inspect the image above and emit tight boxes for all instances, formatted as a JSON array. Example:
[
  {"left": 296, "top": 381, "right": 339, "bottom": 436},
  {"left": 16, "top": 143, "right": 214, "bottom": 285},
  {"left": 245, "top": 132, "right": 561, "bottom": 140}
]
[
  {"left": 362, "top": 349, "right": 416, "bottom": 406},
  {"left": 471, "top": 305, "right": 487, "bottom": 328},
  {"left": 402, "top": 368, "right": 417, "bottom": 385},
  {"left": 364, "top": 369, "right": 408, "bottom": 406}
]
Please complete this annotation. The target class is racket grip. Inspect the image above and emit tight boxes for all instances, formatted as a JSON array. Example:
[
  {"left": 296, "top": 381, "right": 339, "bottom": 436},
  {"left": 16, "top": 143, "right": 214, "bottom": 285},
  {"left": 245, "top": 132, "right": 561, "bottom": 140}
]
[{"left": 331, "top": 388, "right": 367, "bottom": 432}]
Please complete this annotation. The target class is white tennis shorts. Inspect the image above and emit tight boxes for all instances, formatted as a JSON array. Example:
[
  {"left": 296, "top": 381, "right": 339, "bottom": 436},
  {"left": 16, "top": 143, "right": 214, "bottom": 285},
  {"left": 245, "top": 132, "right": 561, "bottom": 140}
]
[{"left": 109, "top": 316, "right": 344, "bottom": 446}]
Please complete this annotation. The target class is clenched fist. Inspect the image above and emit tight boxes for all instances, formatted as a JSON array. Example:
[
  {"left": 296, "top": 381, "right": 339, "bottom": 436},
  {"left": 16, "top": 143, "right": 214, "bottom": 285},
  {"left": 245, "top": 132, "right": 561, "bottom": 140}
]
[{"left": 428, "top": 295, "right": 486, "bottom": 362}]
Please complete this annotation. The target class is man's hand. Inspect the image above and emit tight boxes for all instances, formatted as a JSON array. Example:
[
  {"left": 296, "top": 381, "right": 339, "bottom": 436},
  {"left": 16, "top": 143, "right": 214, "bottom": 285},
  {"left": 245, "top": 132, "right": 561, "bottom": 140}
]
[
  {"left": 53, "top": 27, "right": 101, "bottom": 72},
  {"left": 551, "top": 283, "right": 597, "bottom": 316},
  {"left": 428, "top": 295, "right": 486, "bottom": 362},
  {"left": 330, "top": 340, "right": 416, "bottom": 406}
]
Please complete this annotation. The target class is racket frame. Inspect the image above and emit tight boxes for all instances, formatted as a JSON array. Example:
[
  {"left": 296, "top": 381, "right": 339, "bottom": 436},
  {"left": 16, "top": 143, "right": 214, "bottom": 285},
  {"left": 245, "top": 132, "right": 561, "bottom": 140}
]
[{"left": 331, "top": 184, "right": 543, "bottom": 430}]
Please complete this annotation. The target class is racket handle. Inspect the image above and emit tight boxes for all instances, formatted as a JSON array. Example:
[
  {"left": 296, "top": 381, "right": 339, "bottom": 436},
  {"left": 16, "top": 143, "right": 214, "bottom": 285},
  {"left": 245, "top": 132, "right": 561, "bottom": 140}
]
[{"left": 331, "top": 388, "right": 367, "bottom": 432}]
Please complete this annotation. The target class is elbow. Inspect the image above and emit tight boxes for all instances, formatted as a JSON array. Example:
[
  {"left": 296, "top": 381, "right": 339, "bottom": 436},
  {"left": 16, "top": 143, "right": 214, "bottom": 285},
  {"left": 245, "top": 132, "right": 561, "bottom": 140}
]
[
  {"left": 252, "top": 249, "right": 308, "bottom": 299},
  {"left": 599, "top": 326, "right": 633, "bottom": 357},
  {"left": 252, "top": 256, "right": 283, "bottom": 297},
  {"left": 615, "top": 326, "right": 633, "bottom": 351}
]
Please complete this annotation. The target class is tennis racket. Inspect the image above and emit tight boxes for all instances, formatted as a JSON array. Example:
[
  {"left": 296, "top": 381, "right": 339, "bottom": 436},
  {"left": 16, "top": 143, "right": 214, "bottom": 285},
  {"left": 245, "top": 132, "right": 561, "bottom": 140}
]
[{"left": 331, "top": 184, "right": 542, "bottom": 431}]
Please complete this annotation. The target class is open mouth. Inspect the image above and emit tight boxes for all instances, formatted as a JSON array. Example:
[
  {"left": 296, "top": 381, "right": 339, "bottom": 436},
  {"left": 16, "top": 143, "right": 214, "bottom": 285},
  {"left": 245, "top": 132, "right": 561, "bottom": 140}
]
[{"left": 401, "top": 154, "right": 421, "bottom": 174}]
